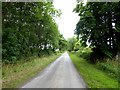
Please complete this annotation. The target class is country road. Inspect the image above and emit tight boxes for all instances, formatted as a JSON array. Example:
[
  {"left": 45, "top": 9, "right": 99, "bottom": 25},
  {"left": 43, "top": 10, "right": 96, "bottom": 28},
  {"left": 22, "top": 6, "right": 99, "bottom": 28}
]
[{"left": 21, "top": 52, "right": 87, "bottom": 88}]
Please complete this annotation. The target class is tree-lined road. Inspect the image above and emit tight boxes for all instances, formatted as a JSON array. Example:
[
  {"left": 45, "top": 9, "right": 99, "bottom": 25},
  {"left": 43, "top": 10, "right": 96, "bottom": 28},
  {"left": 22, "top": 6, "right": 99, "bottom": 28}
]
[{"left": 21, "top": 52, "right": 87, "bottom": 88}]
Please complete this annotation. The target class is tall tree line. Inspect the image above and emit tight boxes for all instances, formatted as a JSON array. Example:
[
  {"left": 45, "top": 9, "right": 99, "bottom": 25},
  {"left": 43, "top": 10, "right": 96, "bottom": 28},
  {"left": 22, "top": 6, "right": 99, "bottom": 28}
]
[
  {"left": 2, "top": 2, "right": 62, "bottom": 63},
  {"left": 74, "top": 2, "right": 120, "bottom": 61}
]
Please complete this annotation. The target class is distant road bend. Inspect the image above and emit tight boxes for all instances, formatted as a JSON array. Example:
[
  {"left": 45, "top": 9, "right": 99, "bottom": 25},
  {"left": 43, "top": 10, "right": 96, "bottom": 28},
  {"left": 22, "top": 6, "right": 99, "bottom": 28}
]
[{"left": 21, "top": 52, "right": 87, "bottom": 88}]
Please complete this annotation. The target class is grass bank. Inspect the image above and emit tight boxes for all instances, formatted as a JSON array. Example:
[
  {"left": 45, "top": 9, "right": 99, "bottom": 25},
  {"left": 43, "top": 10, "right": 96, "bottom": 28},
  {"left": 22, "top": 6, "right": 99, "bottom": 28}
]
[
  {"left": 2, "top": 53, "right": 62, "bottom": 88},
  {"left": 69, "top": 53, "right": 118, "bottom": 88}
]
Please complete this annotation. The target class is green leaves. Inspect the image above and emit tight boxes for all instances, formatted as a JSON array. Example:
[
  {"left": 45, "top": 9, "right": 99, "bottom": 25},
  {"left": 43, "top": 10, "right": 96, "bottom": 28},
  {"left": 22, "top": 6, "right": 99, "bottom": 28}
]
[
  {"left": 2, "top": 2, "right": 61, "bottom": 62},
  {"left": 74, "top": 2, "right": 120, "bottom": 60}
]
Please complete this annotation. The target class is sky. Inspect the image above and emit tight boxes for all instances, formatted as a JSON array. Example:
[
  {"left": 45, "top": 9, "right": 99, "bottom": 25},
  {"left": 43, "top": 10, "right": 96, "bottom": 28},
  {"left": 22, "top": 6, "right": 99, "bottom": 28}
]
[{"left": 53, "top": 0, "right": 80, "bottom": 39}]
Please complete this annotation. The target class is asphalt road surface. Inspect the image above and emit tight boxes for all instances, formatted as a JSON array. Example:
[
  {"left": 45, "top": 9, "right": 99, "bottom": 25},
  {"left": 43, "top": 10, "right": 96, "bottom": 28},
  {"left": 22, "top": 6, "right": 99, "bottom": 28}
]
[{"left": 21, "top": 52, "right": 87, "bottom": 88}]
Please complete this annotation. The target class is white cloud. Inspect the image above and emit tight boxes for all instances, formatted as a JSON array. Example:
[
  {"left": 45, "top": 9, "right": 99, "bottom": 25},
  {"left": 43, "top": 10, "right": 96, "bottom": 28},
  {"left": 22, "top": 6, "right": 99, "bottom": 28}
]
[{"left": 53, "top": 0, "right": 80, "bottom": 39}]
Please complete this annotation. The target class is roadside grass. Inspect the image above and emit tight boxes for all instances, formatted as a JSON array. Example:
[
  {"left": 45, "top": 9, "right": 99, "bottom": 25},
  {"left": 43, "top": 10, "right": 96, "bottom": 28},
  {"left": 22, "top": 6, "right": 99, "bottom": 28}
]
[
  {"left": 73, "top": 48, "right": 119, "bottom": 80},
  {"left": 69, "top": 53, "right": 118, "bottom": 88},
  {"left": 0, "top": 61, "right": 2, "bottom": 89},
  {"left": 2, "top": 53, "right": 62, "bottom": 88},
  {"left": 96, "top": 60, "right": 119, "bottom": 79}
]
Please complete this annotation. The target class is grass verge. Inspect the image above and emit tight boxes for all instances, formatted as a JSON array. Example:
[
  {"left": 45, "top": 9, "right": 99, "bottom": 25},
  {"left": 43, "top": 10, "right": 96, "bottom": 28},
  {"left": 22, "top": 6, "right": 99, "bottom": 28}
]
[
  {"left": 2, "top": 53, "right": 62, "bottom": 88},
  {"left": 69, "top": 53, "right": 118, "bottom": 88}
]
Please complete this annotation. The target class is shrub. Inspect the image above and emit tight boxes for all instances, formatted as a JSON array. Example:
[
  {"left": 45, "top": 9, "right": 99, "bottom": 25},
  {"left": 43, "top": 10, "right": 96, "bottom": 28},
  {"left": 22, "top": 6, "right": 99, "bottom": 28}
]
[{"left": 96, "top": 60, "right": 118, "bottom": 79}]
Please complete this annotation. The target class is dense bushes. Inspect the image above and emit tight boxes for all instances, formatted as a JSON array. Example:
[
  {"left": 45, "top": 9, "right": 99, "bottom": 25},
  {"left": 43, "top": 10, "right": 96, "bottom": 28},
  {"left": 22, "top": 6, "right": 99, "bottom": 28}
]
[
  {"left": 2, "top": 2, "right": 64, "bottom": 63},
  {"left": 96, "top": 60, "right": 119, "bottom": 80},
  {"left": 76, "top": 47, "right": 92, "bottom": 60}
]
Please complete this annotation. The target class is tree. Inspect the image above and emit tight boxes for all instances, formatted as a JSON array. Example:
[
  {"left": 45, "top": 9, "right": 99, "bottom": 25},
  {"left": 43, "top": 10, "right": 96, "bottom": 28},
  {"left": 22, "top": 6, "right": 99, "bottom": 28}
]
[
  {"left": 74, "top": 2, "right": 120, "bottom": 61},
  {"left": 67, "top": 37, "right": 77, "bottom": 51},
  {"left": 58, "top": 34, "right": 68, "bottom": 51},
  {"left": 2, "top": 2, "right": 61, "bottom": 63}
]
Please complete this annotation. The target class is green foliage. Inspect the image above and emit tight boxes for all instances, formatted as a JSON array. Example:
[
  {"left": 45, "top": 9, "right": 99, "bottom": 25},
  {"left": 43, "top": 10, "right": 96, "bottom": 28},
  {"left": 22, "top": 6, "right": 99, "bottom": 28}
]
[
  {"left": 67, "top": 36, "right": 88, "bottom": 54},
  {"left": 96, "top": 61, "right": 118, "bottom": 79},
  {"left": 58, "top": 34, "right": 68, "bottom": 51},
  {"left": 2, "top": 2, "right": 61, "bottom": 63},
  {"left": 73, "top": 40, "right": 81, "bottom": 51},
  {"left": 70, "top": 49, "right": 119, "bottom": 82},
  {"left": 69, "top": 53, "right": 118, "bottom": 88},
  {"left": 72, "top": 47, "right": 92, "bottom": 61},
  {"left": 67, "top": 37, "right": 78, "bottom": 51},
  {"left": 74, "top": 2, "right": 120, "bottom": 61}
]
